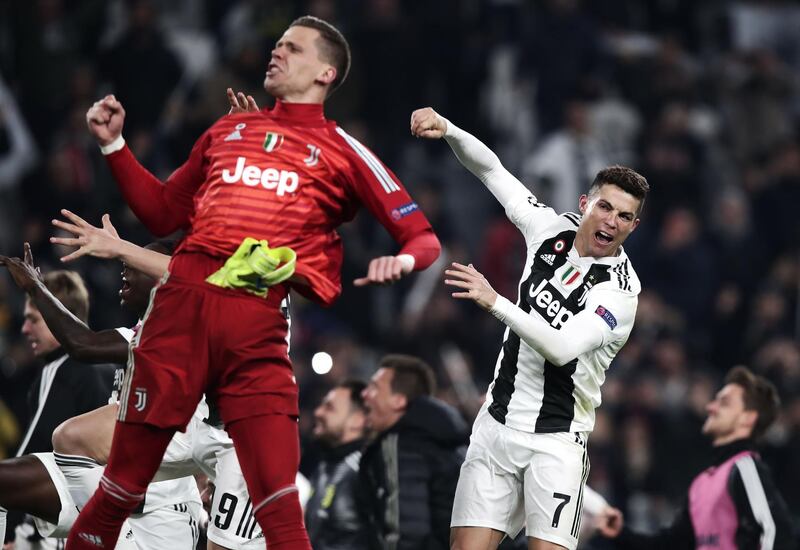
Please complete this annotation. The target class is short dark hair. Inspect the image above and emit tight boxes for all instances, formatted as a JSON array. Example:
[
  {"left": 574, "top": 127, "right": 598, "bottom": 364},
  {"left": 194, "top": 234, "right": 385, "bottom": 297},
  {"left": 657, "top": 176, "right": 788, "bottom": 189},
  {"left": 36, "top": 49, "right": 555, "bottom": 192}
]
[
  {"left": 337, "top": 379, "right": 367, "bottom": 413},
  {"left": 42, "top": 271, "right": 90, "bottom": 323},
  {"left": 379, "top": 354, "right": 436, "bottom": 401},
  {"left": 725, "top": 366, "right": 780, "bottom": 440},
  {"left": 290, "top": 15, "right": 351, "bottom": 96},
  {"left": 589, "top": 165, "right": 650, "bottom": 216}
]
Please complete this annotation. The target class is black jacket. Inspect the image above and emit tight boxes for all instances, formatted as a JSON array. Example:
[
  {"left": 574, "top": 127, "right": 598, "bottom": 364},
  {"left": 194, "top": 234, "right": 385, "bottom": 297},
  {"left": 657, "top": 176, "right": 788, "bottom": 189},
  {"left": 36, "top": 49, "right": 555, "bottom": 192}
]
[
  {"left": 305, "top": 439, "right": 369, "bottom": 550},
  {"left": 7, "top": 349, "right": 114, "bottom": 543},
  {"left": 616, "top": 439, "right": 797, "bottom": 550},
  {"left": 360, "top": 396, "right": 469, "bottom": 550},
  {"left": 17, "top": 349, "right": 115, "bottom": 455}
]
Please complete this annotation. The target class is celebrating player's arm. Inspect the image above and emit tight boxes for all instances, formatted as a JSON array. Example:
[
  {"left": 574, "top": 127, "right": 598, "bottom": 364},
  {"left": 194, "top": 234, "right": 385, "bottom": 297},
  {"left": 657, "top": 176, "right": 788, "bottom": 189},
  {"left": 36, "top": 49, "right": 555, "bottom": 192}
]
[
  {"left": 332, "top": 129, "right": 440, "bottom": 288},
  {"left": 444, "top": 261, "right": 636, "bottom": 366},
  {"left": 0, "top": 243, "right": 129, "bottom": 364},
  {"left": 50, "top": 209, "right": 170, "bottom": 279},
  {"left": 411, "top": 107, "right": 556, "bottom": 238},
  {"left": 86, "top": 95, "right": 204, "bottom": 236}
]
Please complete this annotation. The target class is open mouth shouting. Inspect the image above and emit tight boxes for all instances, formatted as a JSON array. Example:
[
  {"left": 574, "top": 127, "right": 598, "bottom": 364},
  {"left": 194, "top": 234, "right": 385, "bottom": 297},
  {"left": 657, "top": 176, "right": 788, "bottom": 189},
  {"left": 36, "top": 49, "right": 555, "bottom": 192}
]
[{"left": 595, "top": 230, "right": 614, "bottom": 246}]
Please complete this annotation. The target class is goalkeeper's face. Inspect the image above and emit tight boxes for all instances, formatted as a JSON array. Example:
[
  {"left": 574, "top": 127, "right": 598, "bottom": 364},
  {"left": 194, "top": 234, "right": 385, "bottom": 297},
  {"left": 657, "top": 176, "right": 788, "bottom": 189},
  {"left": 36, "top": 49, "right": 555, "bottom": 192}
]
[{"left": 264, "top": 25, "right": 335, "bottom": 101}]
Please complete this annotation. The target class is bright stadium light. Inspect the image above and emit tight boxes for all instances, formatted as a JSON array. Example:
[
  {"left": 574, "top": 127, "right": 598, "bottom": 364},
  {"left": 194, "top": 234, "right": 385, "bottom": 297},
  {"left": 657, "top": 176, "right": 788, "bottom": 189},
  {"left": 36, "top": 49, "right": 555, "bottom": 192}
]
[{"left": 311, "top": 352, "right": 333, "bottom": 375}]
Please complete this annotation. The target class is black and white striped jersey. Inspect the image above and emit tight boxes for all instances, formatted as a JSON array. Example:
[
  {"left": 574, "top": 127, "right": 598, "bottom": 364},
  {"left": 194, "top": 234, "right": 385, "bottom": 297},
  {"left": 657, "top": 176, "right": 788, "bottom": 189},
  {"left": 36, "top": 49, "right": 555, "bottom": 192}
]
[
  {"left": 485, "top": 203, "right": 639, "bottom": 434},
  {"left": 442, "top": 118, "right": 640, "bottom": 435}
]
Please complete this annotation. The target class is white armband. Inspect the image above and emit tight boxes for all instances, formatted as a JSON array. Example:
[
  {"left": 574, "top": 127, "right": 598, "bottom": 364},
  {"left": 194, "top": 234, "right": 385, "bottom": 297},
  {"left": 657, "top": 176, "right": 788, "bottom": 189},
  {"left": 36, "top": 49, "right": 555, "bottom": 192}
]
[
  {"left": 99, "top": 135, "right": 126, "bottom": 155},
  {"left": 396, "top": 254, "right": 415, "bottom": 273}
]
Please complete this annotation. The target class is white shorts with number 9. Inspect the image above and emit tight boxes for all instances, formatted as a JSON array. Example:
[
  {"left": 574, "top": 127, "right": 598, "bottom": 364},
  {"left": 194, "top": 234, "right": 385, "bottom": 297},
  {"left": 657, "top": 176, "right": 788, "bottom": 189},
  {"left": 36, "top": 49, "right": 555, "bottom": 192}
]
[{"left": 450, "top": 410, "right": 589, "bottom": 550}]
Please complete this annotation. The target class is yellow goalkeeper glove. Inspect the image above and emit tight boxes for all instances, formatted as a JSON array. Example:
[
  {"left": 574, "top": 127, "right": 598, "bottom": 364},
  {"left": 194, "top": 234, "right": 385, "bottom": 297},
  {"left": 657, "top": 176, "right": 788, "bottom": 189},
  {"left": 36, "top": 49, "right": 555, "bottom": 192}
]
[{"left": 206, "top": 238, "right": 296, "bottom": 297}]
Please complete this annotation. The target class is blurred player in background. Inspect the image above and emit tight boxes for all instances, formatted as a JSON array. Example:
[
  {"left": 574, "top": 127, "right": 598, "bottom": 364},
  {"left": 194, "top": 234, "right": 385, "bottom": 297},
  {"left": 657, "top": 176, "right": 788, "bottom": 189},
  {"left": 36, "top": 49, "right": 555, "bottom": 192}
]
[
  {"left": 71, "top": 14, "right": 440, "bottom": 550},
  {"left": 596, "top": 366, "right": 796, "bottom": 549},
  {"left": 0, "top": 263, "right": 114, "bottom": 548},
  {"left": 0, "top": 242, "right": 201, "bottom": 549},
  {"left": 411, "top": 107, "right": 647, "bottom": 550},
  {"left": 360, "top": 354, "right": 469, "bottom": 549}
]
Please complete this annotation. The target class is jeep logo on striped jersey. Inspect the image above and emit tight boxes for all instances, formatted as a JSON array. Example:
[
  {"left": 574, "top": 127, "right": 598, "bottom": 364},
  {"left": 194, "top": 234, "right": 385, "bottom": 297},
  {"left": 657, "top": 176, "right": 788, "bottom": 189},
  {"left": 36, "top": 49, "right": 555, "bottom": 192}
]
[
  {"left": 528, "top": 278, "right": 578, "bottom": 328},
  {"left": 221, "top": 157, "right": 299, "bottom": 196}
]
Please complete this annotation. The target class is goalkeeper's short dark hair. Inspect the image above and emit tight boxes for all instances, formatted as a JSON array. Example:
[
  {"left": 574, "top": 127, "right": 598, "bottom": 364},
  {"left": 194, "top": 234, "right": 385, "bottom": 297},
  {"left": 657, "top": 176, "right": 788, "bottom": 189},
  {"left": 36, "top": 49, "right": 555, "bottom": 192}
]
[{"left": 290, "top": 15, "right": 350, "bottom": 96}]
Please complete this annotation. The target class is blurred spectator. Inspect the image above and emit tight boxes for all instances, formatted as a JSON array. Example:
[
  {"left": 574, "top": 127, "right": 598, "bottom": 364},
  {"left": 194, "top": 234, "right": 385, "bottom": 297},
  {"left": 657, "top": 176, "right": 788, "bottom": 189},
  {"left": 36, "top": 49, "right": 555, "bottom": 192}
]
[
  {"left": 597, "top": 366, "right": 796, "bottom": 549},
  {"left": 520, "top": 0, "right": 603, "bottom": 133},
  {"left": 640, "top": 208, "right": 716, "bottom": 336},
  {"left": 0, "top": 75, "right": 37, "bottom": 254},
  {"left": 523, "top": 96, "right": 609, "bottom": 213},
  {"left": 97, "top": 0, "right": 182, "bottom": 135},
  {"left": 305, "top": 380, "right": 370, "bottom": 550},
  {"left": 360, "top": 354, "right": 468, "bottom": 550}
]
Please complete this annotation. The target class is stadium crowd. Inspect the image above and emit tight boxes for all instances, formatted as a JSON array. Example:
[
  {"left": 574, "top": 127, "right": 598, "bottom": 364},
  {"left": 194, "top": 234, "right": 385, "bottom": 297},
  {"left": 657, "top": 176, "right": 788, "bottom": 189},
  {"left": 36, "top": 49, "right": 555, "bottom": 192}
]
[{"left": 0, "top": 0, "right": 798, "bottom": 547}]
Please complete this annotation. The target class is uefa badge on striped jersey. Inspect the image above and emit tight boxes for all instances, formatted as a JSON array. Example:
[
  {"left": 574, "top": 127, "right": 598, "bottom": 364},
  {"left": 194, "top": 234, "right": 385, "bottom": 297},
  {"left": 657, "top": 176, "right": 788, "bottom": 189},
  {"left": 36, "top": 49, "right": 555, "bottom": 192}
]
[{"left": 263, "top": 132, "right": 284, "bottom": 152}]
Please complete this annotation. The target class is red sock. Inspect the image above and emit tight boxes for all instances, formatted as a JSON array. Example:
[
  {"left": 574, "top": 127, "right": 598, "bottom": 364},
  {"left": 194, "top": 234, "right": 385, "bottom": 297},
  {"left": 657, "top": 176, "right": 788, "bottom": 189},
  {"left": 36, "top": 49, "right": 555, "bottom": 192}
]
[
  {"left": 226, "top": 414, "right": 311, "bottom": 550},
  {"left": 66, "top": 422, "right": 175, "bottom": 549},
  {"left": 65, "top": 473, "right": 142, "bottom": 549}
]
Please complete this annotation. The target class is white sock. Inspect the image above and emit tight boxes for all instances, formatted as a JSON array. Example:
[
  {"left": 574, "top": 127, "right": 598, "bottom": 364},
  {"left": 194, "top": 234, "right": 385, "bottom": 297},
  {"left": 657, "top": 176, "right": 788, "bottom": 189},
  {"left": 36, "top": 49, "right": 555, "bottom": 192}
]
[
  {"left": 53, "top": 453, "right": 105, "bottom": 508},
  {"left": 0, "top": 506, "right": 7, "bottom": 543}
]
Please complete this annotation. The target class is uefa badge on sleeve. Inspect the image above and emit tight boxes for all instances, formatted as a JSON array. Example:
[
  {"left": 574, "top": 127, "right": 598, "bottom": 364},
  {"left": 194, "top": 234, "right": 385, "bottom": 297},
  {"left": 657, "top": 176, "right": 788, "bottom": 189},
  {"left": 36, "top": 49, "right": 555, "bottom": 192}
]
[{"left": 263, "top": 132, "right": 284, "bottom": 153}]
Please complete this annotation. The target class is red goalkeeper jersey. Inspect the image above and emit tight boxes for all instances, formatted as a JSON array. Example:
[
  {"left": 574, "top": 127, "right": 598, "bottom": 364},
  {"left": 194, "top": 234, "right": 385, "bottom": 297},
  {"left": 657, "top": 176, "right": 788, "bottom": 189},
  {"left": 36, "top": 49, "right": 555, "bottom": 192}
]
[{"left": 104, "top": 101, "right": 440, "bottom": 306}]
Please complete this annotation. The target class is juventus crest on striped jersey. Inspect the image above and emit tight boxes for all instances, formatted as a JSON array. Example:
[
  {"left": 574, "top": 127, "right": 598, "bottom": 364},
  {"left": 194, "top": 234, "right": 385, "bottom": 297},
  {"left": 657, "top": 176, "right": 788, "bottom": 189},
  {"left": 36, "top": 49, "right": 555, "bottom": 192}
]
[{"left": 487, "top": 203, "right": 640, "bottom": 434}]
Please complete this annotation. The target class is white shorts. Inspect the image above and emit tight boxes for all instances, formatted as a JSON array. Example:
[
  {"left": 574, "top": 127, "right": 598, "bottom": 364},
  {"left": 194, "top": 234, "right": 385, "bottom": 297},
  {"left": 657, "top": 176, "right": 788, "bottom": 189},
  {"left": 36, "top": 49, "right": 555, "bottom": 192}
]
[
  {"left": 129, "top": 502, "right": 202, "bottom": 549},
  {"left": 450, "top": 411, "right": 590, "bottom": 550},
  {"left": 192, "top": 421, "right": 265, "bottom": 549},
  {"left": 26, "top": 453, "right": 200, "bottom": 550}
]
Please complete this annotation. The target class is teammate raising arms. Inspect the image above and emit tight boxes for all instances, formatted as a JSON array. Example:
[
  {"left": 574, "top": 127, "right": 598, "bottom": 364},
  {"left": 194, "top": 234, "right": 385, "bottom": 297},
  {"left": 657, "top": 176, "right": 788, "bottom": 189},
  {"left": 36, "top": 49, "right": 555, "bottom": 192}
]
[
  {"left": 411, "top": 107, "right": 647, "bottom": 550},
  {"left": 69, "top": 15, "right": 440, "bottom": 550}
]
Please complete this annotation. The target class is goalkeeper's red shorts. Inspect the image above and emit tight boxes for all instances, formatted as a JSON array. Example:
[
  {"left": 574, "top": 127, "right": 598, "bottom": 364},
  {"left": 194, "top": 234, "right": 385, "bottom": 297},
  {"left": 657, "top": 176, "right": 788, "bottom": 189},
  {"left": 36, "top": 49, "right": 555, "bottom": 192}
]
[{"left": 118, "top": 251, "right": 296, "bottom": 429}]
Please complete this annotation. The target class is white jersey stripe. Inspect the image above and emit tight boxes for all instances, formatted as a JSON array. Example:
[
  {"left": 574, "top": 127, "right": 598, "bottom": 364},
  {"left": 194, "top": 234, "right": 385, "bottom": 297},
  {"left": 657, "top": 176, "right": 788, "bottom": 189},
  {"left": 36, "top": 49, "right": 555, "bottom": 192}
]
[
  {"left": 335, "top": 127, "right": 399, "bottom": 193},
  {"left": 736, "top": 456, "right": 775, "bottom": 550},
  {"left": 16, "top": 355, "right": 68, "bottom": 456}
]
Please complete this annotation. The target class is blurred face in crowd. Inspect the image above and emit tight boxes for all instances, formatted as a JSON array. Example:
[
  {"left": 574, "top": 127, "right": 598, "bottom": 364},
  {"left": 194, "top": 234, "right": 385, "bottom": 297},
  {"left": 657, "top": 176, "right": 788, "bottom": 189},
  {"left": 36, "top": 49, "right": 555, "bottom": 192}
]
[
  {"left": 313, "top": 387, "right": 365, "bottom": 446},
  {"left": 22, "top": 300, "right": 60, "bottom": 357},
  {"left": 702, "top": 383, "right": 757, "bottom": 446},
  {"left": 576, "top": 184, "right": 641, "bottom": 258},
  {"left": 362, "top": 368, "right": 406, "bottom": 433},
  {"left": 264, "top": 25, "right": 336, "bottom": 102}
]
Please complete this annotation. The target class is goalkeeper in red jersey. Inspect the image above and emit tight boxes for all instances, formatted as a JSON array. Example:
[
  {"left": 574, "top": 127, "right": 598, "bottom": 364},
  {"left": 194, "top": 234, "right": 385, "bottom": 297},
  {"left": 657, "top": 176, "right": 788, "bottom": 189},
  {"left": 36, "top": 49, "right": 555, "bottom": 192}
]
[{"left": 67, "top": 15, "right": 440, "bottom": 550}]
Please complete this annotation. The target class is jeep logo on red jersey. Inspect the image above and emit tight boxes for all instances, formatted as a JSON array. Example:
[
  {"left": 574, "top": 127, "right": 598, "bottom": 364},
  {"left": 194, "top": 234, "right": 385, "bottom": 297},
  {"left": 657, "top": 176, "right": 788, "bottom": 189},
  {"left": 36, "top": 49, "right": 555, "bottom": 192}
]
[{"left": 221, "top": 156, "right": 299, "bottom": 196}]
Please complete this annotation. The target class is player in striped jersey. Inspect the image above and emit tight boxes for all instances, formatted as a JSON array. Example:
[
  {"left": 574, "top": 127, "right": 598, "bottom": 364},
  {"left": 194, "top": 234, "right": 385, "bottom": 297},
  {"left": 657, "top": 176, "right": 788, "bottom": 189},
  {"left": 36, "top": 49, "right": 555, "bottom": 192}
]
[
  {"left": 411, "top": 108, "right": 648, "bottom": 550},
  {"left": 597, "top": 366, "right": 796, "bottom": 549},
  {"left": 72, "top": 15, "right": 440, "bottom": 550}
]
